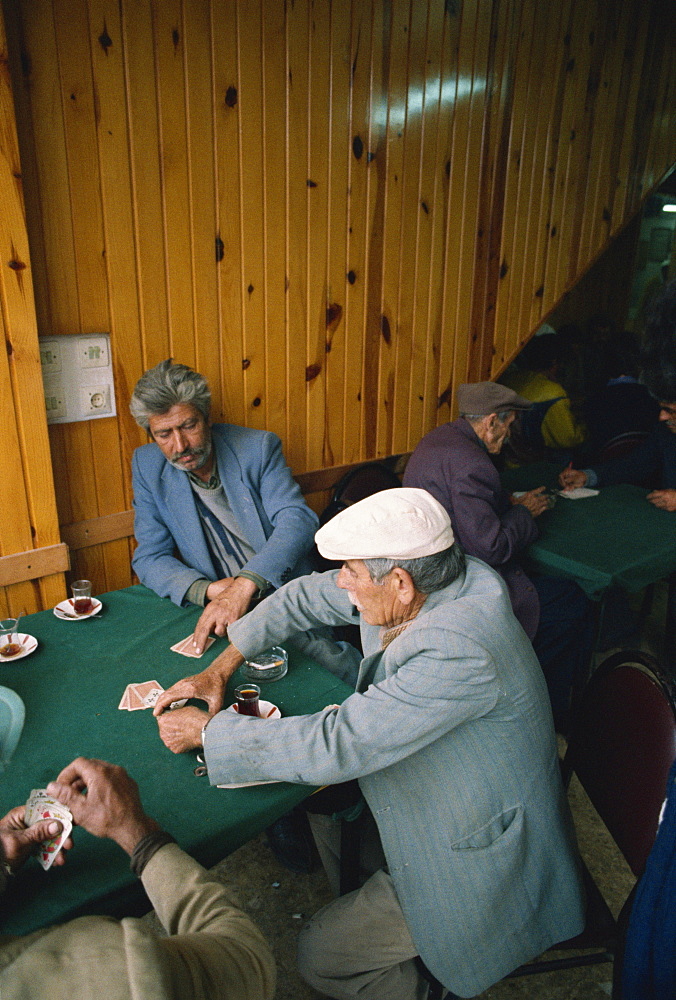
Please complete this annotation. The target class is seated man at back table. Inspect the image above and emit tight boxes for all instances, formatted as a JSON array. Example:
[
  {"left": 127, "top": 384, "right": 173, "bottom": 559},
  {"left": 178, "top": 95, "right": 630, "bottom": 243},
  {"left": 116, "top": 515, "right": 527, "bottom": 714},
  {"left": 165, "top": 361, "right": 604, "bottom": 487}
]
[
  {"left": 152, "top": 488, "right": 585, "bottom": 1000},
  {"left": 403, "top": 381, "right": 594, "bottom": 732},
  {"left": 0, "top": 757, "right": 275, "bottom": 1000},
  {"left": 560, "top": 281, "right": 676, "bottom": 511}
]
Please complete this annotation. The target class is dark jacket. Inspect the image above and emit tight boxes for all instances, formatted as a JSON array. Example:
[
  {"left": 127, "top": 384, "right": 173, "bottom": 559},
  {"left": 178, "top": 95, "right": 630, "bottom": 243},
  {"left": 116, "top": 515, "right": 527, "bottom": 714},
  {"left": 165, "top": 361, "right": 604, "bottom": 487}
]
[
  {"left": 591, "top": 422, "right": 676, "bottom": 489},
  {"left": 404, "top": 417, "right": 540, "bottom": 638}
]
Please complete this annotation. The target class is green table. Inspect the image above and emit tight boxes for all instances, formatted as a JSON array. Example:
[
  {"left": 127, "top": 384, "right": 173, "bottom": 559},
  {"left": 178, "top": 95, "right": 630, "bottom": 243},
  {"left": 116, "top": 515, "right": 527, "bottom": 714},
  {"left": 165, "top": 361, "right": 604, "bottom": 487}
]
[
  {"left": 502, "top": 464, "right": 676, "bottom": 598},
  {"left": 0, "top": 586, "right": 353, "bottom": 935}
]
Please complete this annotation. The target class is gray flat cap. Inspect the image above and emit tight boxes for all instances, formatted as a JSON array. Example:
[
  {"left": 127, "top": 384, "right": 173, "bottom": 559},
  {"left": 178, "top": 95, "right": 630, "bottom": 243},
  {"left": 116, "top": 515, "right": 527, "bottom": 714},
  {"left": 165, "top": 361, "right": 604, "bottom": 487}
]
[{"left": 456, "top": 381, "right": 532, "bottom": 415}]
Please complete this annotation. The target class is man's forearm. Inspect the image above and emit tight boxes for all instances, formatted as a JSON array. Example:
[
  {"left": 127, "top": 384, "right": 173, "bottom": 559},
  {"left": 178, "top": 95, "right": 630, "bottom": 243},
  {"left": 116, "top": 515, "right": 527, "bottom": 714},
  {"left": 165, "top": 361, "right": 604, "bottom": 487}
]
[{"left": 205, "top": 643, "right": 246, "bottom": 681}]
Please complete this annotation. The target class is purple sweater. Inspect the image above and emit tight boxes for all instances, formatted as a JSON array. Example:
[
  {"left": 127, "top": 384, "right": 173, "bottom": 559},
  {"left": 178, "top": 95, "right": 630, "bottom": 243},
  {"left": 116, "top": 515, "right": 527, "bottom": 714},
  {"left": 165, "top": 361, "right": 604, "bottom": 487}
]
[{"left": 404, "top": 417, "right": 540, "bottom": 639}]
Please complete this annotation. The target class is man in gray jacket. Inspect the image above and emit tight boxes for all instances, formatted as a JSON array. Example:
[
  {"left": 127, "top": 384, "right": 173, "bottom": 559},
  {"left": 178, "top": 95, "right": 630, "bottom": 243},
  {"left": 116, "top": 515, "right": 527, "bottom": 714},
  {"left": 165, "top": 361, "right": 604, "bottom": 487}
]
[{"left": 153, "top": 488, "right": 585, "bottom": 999}]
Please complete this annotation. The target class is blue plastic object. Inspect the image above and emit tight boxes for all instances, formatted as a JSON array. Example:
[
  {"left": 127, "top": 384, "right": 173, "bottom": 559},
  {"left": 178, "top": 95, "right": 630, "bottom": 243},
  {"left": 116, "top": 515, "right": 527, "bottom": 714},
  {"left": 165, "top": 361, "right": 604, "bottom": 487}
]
[{"left": 0, "top": 685, "right": 26, "bottom": 772}]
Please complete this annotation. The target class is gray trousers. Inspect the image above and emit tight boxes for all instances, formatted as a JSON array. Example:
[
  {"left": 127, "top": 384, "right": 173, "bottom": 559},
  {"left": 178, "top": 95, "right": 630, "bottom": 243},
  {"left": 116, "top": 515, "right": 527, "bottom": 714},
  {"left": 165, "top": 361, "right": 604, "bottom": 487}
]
[{"left": 298, "top": 813, "right": 432, "bottom": 1000}]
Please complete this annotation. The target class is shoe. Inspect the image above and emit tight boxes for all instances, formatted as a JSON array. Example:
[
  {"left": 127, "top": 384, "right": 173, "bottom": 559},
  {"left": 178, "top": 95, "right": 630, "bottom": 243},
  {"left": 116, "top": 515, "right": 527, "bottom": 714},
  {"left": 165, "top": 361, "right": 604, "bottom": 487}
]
[{"left": 265, "top": 807, "right": 318, "bottom": 874}]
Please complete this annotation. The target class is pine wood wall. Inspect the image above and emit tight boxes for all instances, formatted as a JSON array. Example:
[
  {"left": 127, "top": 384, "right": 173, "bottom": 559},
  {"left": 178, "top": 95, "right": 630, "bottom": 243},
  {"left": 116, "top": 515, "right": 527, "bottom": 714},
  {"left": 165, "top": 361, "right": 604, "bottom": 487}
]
[{"left": 1, "top": 0, "right": 675, "bottom": 611}]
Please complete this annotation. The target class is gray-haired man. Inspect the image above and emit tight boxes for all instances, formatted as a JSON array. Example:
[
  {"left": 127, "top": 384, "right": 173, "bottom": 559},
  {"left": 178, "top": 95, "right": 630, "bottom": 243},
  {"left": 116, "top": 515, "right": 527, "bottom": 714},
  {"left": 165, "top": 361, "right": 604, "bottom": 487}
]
[
  {"left": 129, "top": 359, "right": 320, "bottom": 635},
  {"left": 152, "top": 488, "right": 584, "bottom": 1000}
]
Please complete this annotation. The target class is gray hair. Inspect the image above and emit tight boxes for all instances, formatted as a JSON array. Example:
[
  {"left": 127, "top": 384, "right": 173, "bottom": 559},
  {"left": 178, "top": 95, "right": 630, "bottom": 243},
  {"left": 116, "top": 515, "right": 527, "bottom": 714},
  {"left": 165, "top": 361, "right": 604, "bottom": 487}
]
[
  {"left": 129, "top": 359, "right": 211, "bottom": 430},
  {"left": 462, "top": 410, "right": 512, "bottom": 424},
  {"left": 363, "top": 543, "right": 465, "bottom": 594}
]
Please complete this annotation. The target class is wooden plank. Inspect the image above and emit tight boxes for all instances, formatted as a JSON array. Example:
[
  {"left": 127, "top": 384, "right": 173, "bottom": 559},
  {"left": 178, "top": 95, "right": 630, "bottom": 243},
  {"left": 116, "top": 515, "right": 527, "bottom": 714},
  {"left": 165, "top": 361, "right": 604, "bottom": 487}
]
[
  {"left": 525, "top": 0, "right": 574, "bottom": 336},
  {"left": 447, "top": 1, "right": 491, "bottom": 387},
  {"left": 238, "top": 0, "right": 267, "bottom": 432},
  {"left": 342, "top": 0, "right": 376, "bottom": 462},
  {"left": 304, "top": 0, "right": 332, "bottom": 471},
  {"left": 87, "top": 0, "right": 147, "bottom": 514},
  {"left": 491, "top": 0, "right": 537, "bottom": 372},
  {"left": 123, "top": 0, "right": 170, "bottom": 367},
  {"left": 60, "top": 509, "right": 134, "bottom": 549},
  {"left": 373, "top": 0, "right": 408, "bottom": 456},
  {"left": 0, "top": 545, "right": 69, "bottom": 587},
  {"left": 16, "top": 0, "right": 80, "bottom": 334},
  {"left": 212, "top": 0, "right": 246, "bottom": 425},
  {"left": 154, "top": 0, "right": 195, "bottom": 367},
  {"left": 258, "top": 0, "right": 288, "bottom": 445},
  {"left": 576, "top": 1, "right": 632, "bottom": 264},
  {"left": 286, "top": 0, "right": 310, "bottom": 467},
  {"left": 0, "top": 0, "right": 65, "bottom": 612},
  {"left": 419, "top": 0, "right": 459, "bottom": 436},
  {"left": 470, "top": 0, "right": 519, "bottom": 382},
  {"left": 185, "top": 0, "right": 220, "bottom": 410},
  {"left": 434, "top": 0, "right": 463, "bottom": 421},
  {"left": 321, "top": 0, "right": 352, "bottom": 467}
]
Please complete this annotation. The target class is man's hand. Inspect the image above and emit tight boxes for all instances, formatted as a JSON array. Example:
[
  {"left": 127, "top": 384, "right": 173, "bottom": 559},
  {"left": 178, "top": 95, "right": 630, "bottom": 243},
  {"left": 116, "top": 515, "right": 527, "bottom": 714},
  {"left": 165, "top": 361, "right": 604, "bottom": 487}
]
[
  {"left": 647, "top": 488, "right": 676, "bottom": 512},
  {"left": 153, "top": 643, "right": 245, "bottom": 717},
  {"left": 559, "top": 468, "right": 587, "bottom": 490},
  {"left": 511, "top": 486, "right": 550, "bottom": 517},
  {"left": 157, "top": 705, "right": 210, "bottom": 754},
  {"left": 193, "top": 576, "right": 258, "bottom": 651},
  {"left": 0, "top": 806, "right": 72, "bottom": 873},
  {"left": 47, "top": 758, "right": 160, "bottom": 856}
]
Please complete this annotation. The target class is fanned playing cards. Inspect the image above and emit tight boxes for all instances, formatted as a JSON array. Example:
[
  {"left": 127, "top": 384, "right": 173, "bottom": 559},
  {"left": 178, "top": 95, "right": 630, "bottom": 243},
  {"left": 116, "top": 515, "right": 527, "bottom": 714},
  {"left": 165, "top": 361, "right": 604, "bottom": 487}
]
[
  {"left": 118, "top": 680, "right": 186, "bottom": 711},
  {"left": 24, "top": 789, "right": 73, "bottom": 870}
]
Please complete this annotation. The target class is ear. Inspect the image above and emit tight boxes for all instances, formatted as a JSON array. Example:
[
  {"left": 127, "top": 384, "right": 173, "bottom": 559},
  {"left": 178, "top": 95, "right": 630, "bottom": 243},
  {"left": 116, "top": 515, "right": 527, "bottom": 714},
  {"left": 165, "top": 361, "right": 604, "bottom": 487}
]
[{"left": 389, "top": 567, "right": 417, "bottom": 606}]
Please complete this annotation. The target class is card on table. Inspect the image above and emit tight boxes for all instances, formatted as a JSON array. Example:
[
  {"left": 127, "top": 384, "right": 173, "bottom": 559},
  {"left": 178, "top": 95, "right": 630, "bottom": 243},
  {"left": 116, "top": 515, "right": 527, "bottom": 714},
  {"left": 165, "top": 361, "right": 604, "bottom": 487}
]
[
  {"left": 170, "top": 633, "right": 216, "bottom": 658},
  {"left": 118, "top": 680, "right": 186, "bottom": 711},
  {"left": 25, "top": 789, "right": 73, "bottom": 870}
]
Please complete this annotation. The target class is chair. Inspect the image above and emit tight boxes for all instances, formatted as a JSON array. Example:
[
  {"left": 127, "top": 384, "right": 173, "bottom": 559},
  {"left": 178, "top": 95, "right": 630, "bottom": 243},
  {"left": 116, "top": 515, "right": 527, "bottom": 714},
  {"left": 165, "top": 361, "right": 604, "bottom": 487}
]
[
  {"left": 312, "top": 461, "right": 402, "bottom": 572},
  {"left": 423, "top": 650, "right": 676, "bottom": 999},
  {"left": 598, "top": 430, "right": 649, "bottom": 464}
]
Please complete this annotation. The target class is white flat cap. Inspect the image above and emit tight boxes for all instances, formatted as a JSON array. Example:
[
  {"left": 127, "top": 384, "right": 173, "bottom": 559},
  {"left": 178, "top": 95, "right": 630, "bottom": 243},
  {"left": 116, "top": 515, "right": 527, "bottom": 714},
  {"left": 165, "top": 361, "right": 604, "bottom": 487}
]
[{"left": 315, "top": 487, "right": 454, "bottom": 561}]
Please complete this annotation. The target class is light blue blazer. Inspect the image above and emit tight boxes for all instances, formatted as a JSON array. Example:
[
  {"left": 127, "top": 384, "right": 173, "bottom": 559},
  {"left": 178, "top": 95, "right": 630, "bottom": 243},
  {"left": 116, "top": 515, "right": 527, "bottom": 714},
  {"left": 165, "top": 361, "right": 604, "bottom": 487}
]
[
  {"left": 205, "top": 558, "right": 586, "bottom": 997},
  {"left": 131, "top": 424, "right": 318, "bottom": 605}
]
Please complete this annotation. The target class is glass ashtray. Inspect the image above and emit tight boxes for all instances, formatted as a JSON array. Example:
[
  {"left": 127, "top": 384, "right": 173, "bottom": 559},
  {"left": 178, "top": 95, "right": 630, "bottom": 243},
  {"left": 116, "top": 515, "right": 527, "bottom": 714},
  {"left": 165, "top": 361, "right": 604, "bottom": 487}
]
[{"left": 241, "top": 645, "right": 288, "bottom": 683}]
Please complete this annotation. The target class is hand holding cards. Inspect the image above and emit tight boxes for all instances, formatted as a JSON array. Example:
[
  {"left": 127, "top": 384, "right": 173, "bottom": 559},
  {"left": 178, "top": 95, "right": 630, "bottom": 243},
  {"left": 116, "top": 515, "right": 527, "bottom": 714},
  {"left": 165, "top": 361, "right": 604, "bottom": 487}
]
[
  {"left": 24, "top": 789, "right": 73, "bottom": 870},
  {"left": 118, "top": 680, "right": 187, "bottom": 711}
]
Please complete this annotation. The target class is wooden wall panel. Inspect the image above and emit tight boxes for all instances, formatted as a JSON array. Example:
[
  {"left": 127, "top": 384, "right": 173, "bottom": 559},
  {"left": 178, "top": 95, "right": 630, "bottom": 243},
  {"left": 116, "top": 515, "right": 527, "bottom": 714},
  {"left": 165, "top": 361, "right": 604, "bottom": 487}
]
[
  {"left": 0, "top": 2, "right": 65, "bottom": 615},
  {"left": 1, "top": 0, "right": 674, "bottom": 608}
]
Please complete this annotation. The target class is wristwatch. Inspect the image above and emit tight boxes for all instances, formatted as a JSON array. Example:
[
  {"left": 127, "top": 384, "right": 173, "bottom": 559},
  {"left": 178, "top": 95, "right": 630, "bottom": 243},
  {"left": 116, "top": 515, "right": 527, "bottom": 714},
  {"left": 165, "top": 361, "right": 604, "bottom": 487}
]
[{"left": 201, "top": 718, "right": 210, "bottom": 748}]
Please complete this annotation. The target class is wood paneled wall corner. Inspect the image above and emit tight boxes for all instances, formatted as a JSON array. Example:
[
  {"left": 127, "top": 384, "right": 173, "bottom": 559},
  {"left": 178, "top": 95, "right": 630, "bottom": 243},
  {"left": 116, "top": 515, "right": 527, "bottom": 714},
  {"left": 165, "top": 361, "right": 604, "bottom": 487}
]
[
  {"left": 0, "top": 0, "right": 674, "bottom": 608},
  {"left": 0, "top": 0, "right": 66, "bottom": 616}
]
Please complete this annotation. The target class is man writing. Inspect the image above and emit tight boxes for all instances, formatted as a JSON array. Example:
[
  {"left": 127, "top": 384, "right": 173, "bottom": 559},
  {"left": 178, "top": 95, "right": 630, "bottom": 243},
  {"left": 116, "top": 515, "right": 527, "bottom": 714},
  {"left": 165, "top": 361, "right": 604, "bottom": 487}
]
[
  {"left": 152, "top": 488, "right": 585, "bottom": 1000},
  {"left": 0, "top": 757, "right": 275, "bottom": 1000},
  {"left": 559, "top": 281, "right": 676, "bottom": 509},
  {"left": 403, "top": 382, "right": 594, "bottom": 732}
]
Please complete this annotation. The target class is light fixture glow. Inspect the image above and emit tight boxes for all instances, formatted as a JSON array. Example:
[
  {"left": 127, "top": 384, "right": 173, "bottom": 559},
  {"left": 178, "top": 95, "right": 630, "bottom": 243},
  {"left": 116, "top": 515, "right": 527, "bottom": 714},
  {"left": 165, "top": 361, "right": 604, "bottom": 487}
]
[{"left": 662, "top": 203, "right": 676, "bottom": 212}]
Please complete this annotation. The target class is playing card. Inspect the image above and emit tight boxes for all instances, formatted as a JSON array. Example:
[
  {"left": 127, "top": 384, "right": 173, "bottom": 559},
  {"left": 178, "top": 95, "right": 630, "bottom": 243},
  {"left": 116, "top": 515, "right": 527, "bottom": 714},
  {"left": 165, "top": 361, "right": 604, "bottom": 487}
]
[
  {"left": 118, "top": 685, "right": 132, "bottom": 710},
  {"left": 25, "top": 789, "right": 73, "bottom": 870},
  {"left": 127, "top": 680, "right": 163, "bottom": 710},
  {"left": 117, "top": 680, "right": 186, "bottom": 711},
  {"left": 170, "top": 633, "right": 216, "bottom": 658}
]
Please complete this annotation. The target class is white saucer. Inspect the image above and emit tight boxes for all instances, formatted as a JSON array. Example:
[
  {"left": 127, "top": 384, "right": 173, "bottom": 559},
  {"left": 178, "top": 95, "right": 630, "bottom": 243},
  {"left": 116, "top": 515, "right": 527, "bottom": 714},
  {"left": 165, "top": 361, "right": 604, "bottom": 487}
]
[
  {"left": 54, "top": 598, "right": 102, "bottom": 621},
  {"left": 0, "top": 634, "right": 38, "bottom": 662},
  {"left": 226, "top": 699, "right": 281, "bottom": 720}
]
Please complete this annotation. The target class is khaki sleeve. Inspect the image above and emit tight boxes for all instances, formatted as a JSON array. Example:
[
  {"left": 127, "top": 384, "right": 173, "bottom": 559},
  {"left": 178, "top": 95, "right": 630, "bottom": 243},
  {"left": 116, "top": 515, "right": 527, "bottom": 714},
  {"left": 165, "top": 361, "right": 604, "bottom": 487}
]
[{"left": 141, "top": 843, "right": 276, "bottom": 1000}]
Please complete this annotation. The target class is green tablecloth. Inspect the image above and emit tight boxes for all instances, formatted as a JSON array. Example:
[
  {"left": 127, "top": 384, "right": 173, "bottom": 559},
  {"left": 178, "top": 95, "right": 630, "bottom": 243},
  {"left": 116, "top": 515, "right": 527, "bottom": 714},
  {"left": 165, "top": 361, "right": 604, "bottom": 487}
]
[
  {"left": 502, "top": 465, "right": 676, "bottom": 596},
  {"left": 0, "top": 586, "right": 353, "bottom": 935}
]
